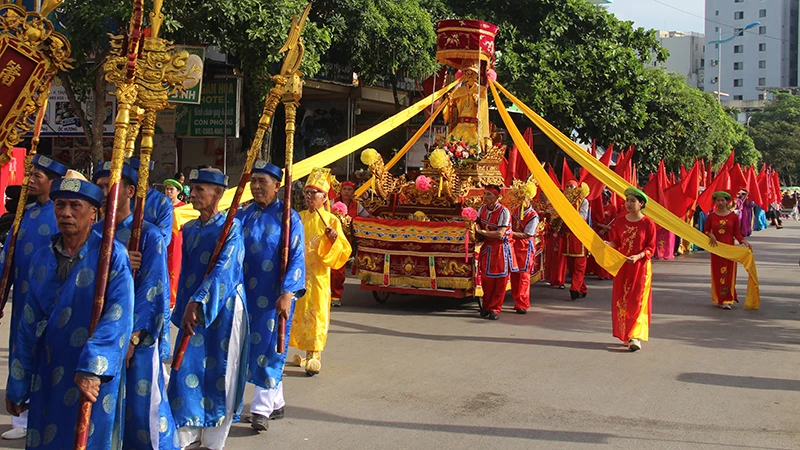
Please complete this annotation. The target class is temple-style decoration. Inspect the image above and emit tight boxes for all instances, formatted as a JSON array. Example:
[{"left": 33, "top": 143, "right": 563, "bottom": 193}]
[
  {"left": 107, "top": 0, "right": 196, "bottom": 251},
  {"left": 0, "top": 0, "right": 72, "bottom": 319},
  {"left": 362, "top": 19, "right": 505, "bottom": 215},
  {"left": 0, "top": 0, "right": 72, "bottom": 163}
]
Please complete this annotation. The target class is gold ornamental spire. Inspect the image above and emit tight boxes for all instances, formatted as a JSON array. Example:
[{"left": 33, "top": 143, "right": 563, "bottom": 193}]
[
  {"left": 150, "top": 0, "right": 164, "bottom": 39},
  {"left": 39, "top": 0, "right": 62, "bottom": 16}
]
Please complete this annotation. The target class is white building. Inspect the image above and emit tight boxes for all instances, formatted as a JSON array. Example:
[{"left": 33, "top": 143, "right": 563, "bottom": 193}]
[
  {"left": 656, "top": 31, "right": 706, "bottom": 90},
  {"left": 704, "top": 0, "right": 800, "bottom": 102}
]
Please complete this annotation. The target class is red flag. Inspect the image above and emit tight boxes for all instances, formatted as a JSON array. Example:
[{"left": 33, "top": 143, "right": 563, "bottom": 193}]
[
  {"left": 757, "top": 167, "right": 772, "bottom": 206},
  {"left": 669, "top": 172, "right": 678, "bottom": 185},
  {"left": 547, "top": 163, "right": 561, "bottom": 188},
  {"left": 561, "top": 158, "right": 576, "bottom": 187},
  {"left": 697, "top": 166, "right": 731, "bottom": 213},
  {"left": 707, "top": 159, "right": 714, "bottom": 184},
  {"left": 772, "top": 171, "right": 782, "bottom": 204},
  {"left": 746, "top": 166, "right": 765, "bottom": 210},
  {"left": 722, "top": 150, "right": 735, "bottom": 171},
  {"left": 515, "top": 128, "right": 533, "bottom": 181},
  {"left": 591, "top": 139, "right": 597, "bottom": 158},
  {"left": 583, "top": 143, "right": 615, "bottom": 201},
  {"left": 729, "top": 163, "right": 748, "bottom": 194},
  {"left": 679, "top": 164, "right": 688, "bottom": 181}
]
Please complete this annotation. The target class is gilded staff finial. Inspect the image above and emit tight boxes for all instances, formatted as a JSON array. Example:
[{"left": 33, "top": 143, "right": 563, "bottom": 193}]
[
  {"left": 39, "top": 0, "right": 63, "bottom": 17},
  {"left": 150, "top": 0, "right": 164, "bottom": 39},
  {"left": 278, "top": 2, "right": 312, "bottom": 76}
]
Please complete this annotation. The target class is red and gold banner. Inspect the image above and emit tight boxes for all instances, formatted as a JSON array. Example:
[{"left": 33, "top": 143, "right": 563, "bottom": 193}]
[
  {"left": 436, "top": 19, "right": 498, "bottom": 68},
  {"left": 353, "top": 217, "right": 476, "bottom": 291}
]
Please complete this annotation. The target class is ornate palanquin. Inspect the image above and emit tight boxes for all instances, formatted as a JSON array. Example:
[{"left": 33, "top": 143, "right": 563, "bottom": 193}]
[{"left": 353, "top": 217, "right": 476, "bottom": 294}]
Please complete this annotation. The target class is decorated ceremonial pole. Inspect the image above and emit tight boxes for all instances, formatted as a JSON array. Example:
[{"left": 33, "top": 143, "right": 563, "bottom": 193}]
[
  {"left": 74, "top": 1, "right": 144, "bottom": 447},
  {"left": 128, "top": 0, "right": 192, "bottom": 256},
  {"left": 279, "top": 73, "right": 303, "bottom": 354},
  {"left": 172, "top": 2, "right": 312, "bottom": 370},
  {"left": 0, "top": 96, "right": 48, "bottom": 314},
  {"left": 0, "top": 0, "right": 73, "bottom": 316}
]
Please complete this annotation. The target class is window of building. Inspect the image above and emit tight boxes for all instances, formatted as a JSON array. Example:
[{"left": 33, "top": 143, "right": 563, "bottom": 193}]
[
  {"left": 759, "top": 77, "right": 767, "bottom": 86},
  {"left": 759, "top": 60, "right": 767, "bottom": 69},
  {"left": 734, "top": 45, "right": 744, "bottom": 53},
  {"left": 734, "top": 61, "right": 743, "bottom": 70},
  {"left": 715, "top": 10, "right": 719, "bottom": 16},
  {"left": 701, "top": 58, "right": 705, "bottom": 68},
  {"left": 758, "top": 94, "right": 765, "bottom": 100},
  {"left": 734, "top": 11, "right": 744, "bottom": 20},
  {"left": 734, "top": 0, "right": 744, "bottom": 3},
  {"left": 759, "top": 43, "right": 767, "bottom": 51},
  {"left": 733, "top": 95, "right": 743, "bottom": 100},
  {"left": 759, "top": 9, "right": 767, "bottom": 18},
  {"left": 759, "top": 26, "right": 767, "bottom": 35},
  {"left": 733, "top": 79, "right": 743, "bottom": 87}
]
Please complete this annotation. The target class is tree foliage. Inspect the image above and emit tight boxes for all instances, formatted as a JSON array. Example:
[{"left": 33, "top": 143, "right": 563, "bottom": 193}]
[
  {"left": 422, "top": 0, "right": 756, "bottom": 173},
  {"left": 748, "top": 93, "right": 800, "bottom": 185},
  {"left": 311, "top": 0, "right": 437, "bottom": 109}
]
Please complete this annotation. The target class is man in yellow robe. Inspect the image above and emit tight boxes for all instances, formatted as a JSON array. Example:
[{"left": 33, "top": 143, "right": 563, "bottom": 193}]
[{"left": 290, "top": 168, "right": 351, "bottom": 376}]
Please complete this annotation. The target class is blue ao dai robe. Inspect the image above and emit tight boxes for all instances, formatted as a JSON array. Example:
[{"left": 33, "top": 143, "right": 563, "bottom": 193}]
[
  {"left": 6, "top": 231, "right": 134, "bottom": 449},
  {"left": 168, "top": 213, "right": 248, "bottom": 429},
  {"left": 236, "top": 200, "right": 306, "bottom": 389},
  {"left": 141, "top": 189, "right": 174, "bottom": 245},
  {"left": 93, "top": 215, "right": 178, "bottom": 449},
  {"left": 0, "top": 200, "right": 58, "bottom": 348}
]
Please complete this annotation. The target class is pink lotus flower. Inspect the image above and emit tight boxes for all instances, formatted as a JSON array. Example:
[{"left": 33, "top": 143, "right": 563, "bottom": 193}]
[
  {"left": 461, "top": 207, "right": 478, "bottom": 222},
  {"left": 332, "top": 202, "right": 348, "bottom": 215},
  {"left": 415, "top": 175, "right": 432, "bottom": 191},
  {"left": 487, "top": 69, "right": 498, "bottom": 81}
]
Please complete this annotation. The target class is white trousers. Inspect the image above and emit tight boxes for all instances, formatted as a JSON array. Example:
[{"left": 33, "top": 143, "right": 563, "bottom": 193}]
[
  {"left": 10, "top": 409, "right": 27, "bottom": 429},
  {"left": 178, "top": 296, "right": 245, "bottom": 450},
  {"left": 249, "top": 382, "right": 285, "bottom": 416}
]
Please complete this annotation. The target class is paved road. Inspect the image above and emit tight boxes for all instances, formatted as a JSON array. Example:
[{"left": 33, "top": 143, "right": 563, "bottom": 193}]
[{"left": 0, "top": 223, "right": 798, "bottom": 449}]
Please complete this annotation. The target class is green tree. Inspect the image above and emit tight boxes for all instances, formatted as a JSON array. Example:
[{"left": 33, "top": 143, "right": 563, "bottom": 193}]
[
  {"left": 748, "top": 93, "right": 800, "bottom": 185},
  {"left": 311, "top": 0, "right": 438, "bottom": 110},
  {"left": 630, "top": 68, "right": 758, "bottom": 174},
  {"left": 54, "top": 0, "right": 332, "bottom": 161}
]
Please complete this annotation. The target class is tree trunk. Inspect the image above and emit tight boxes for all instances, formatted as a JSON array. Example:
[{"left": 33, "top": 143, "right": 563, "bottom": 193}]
[
  {"left": 91, "top": 66, "right": 108, "bottom": 164},
  {"left": 59, "top": 73, "right": 93, "bottom": 146}
]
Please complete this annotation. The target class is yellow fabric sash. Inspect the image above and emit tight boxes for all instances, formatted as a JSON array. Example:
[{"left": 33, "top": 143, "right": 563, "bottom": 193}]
[
  {"left": 489, "top": 82, "right": 626, "bottom": 276},
  {"left": 173, "top": 79, "right": 461, "bottom": 231},
  {"left": 355, "top": 96, "right": 450, "bottom": 198},
  {"left": 492, "top": 80, "right": 760, "bottom": 309}
]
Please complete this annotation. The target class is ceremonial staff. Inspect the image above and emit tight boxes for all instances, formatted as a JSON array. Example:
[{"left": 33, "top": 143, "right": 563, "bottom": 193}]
[
  {"left": 74, "top": 0, "right": 144, "bottom": 447},
  {"left": 172, "top": 2, "right": 312, "bottom": 370},
  {"left": 0, "top": 97, "right": 47, "bottom": 315},
  {"left": 127, "top": 0, "right": 193, "bottom": 261},
  {"left": 0, "top": 0, "right": 73, "bottom": 316}
]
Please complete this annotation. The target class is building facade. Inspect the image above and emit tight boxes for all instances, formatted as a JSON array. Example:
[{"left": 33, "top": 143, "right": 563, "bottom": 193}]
[
  {"left": 656, "top": 31, "right": 706, "bottom": 90},
  {"left": 704, "top": 0, "right": 800, "bottom": 102}
]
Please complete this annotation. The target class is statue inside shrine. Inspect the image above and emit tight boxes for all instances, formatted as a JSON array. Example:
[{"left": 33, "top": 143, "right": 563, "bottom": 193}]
[{"left": 444, "top": 61, "right": 491, "bottom": 151}]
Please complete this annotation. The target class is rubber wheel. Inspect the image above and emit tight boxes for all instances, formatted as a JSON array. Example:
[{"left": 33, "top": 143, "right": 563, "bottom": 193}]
[{"left": 372, "top": 291, "right": 391, "bottom": 304}]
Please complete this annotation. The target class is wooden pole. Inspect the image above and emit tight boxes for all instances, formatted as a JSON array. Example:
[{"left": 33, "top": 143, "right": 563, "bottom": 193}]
[
  {"left": 73, "top": 1, "right": 143, "bottom": 448},
  {"left": 0, "top": 91, "right": 50, "bottom": 316}
]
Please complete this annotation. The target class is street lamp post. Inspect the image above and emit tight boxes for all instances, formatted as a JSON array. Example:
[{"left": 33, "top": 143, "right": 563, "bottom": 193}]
[{"left": 708, "top": 21, "right": 760, "bottom": 104}]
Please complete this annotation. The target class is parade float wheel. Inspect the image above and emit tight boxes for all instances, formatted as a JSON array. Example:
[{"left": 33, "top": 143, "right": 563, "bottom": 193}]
[{"left": 372, "top": 291, "right": 391, "bottom": 304}]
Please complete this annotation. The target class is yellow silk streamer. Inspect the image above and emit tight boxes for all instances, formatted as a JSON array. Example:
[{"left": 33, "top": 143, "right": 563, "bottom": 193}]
[
  {"left": 489, "top": 82, "right": 626, "bottom": 276},
  {"left": 355, "top": 96, "right": 450, "bottom": 198},
  {"left": 174, "top": 79, "right": 461, "bottom": 229},
  {"left": 492, "top": 80, "right": 760, "bottom": 309}
]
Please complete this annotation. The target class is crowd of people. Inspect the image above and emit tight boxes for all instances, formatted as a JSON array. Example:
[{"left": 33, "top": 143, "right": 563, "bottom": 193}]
[
  {"left": 0, "top": 153, "right": 784, "bottom": 449},
  {"left": 0, "top": 157, "right": 351, "bottom": 449}
]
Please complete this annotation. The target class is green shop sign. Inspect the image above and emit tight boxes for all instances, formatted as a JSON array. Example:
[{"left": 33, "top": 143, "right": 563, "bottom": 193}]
[{"left": 175, "top": 79, "right": 240, "bottom": 138}]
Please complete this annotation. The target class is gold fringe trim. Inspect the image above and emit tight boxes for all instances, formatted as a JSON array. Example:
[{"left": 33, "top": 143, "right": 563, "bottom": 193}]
[{"left": 358, "top": 272, "right": 474, "bottom": 290}]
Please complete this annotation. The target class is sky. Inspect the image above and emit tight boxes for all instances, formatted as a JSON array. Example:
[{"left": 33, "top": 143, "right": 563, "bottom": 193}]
[{"left": 605, "top": 0, "right": 705, "bottom": 34}]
